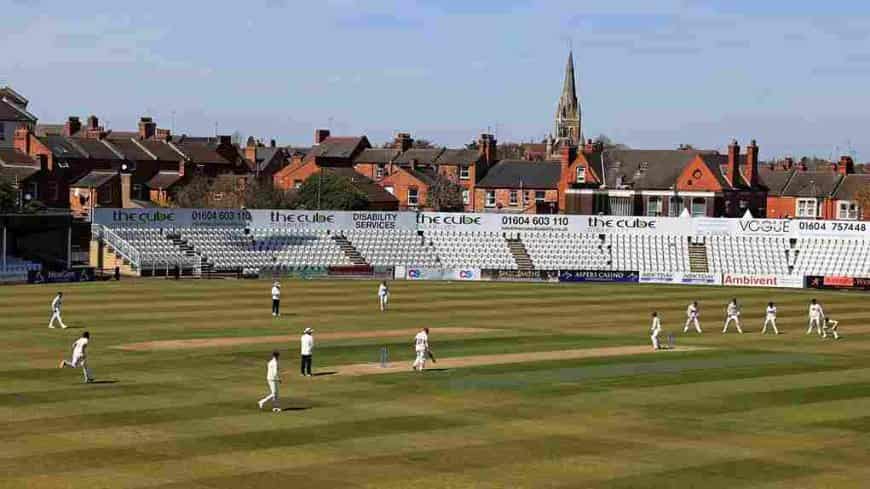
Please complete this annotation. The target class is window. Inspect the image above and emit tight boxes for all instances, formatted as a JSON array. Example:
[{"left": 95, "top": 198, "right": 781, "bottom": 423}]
[
  {"left": 99, "top": 186, "right": 113, "bottom": 204},
  {"left": 838, "top": 201, "right": 859, "bottom": 220},
  {"left": 132, "top": 184, "right": 143, "bottom": 200},
  {"left": 408, "top": 187, "right": 419, "bottom": 207},
  {"left": 668, "top": 196, "right": 683, "bottom": 216},
  {"left": 535, "top": 191, "right": 545, "bottom": 202},
  {"left": 376, "top": 164, "right": 385, "bottom": 179},
  {"left": 0, "top": 122, "right": 6, "bottom": 141},
  {"left": 385, "top": 186, "right": 395, "bottom": 195},
  {"left": 575, "top": 166, "right": 586, "bottom": 183},
  {"left": 609, "top": 196, "right": 632, "bottom": 216},
  {"left": 485, "top": 190, "right": 496, "bottom": 208},
  {"left": 459, "top": 167, "right": 470, "bottom": 180},
  {"left": 293, "top": 180, "right": 303, "bottom": 190},
  {"left": 509, "top": 190, "right": 518, "bottom": 206},
  {"left": 212, "top": 192, "right": 224, "bottom": 202},
  {"left": 691, "top": 197, "right": 706, "bottom": 217},
  {"left": 26, "top": 182, "right": 38, "bottom": 201},
  {"left": 796, "top": 198, "right": 817, "bottom": 218},
  {"left": 462, "top": 189, "right": 469, "bottom": 205},
  {"left": 48, "top": 182, "right": 59, "bottom": 202},
  {"left": 647, "top": 196, "right": 662, "bottom": 216}
]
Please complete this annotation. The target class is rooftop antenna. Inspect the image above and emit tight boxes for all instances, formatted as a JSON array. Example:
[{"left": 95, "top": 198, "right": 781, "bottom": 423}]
[
  {"left": 214, "top": 121, "right": 219, "bottom": 137},
  {"left": 328, "top": 116, "right": 334, "bottom": 130},
  {"left": 171, "top": 110, "right": 176, "bottom": 133}
]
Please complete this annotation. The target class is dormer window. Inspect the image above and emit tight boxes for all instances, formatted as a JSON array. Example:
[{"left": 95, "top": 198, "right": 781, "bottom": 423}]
[
  {"left": 460, "top": 167, "right": 470, "bottom": 180},
  {"left": 575, "top": 166, "right": 586, "bottom": 183}
]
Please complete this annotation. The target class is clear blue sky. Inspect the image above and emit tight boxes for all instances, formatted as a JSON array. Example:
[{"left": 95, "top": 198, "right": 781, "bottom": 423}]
[{"left": 2, "top": 0, "right": 869, "bottom": 160}]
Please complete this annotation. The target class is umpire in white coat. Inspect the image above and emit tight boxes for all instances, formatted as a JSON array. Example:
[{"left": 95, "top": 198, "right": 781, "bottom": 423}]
[{"left": 300, "top": 328, "right": 314, "bottom": 376}]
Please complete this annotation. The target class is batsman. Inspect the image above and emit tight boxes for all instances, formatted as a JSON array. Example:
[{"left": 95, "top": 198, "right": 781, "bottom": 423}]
[{"left": 412, "top": 327, "right": 432, "bottom": 372}]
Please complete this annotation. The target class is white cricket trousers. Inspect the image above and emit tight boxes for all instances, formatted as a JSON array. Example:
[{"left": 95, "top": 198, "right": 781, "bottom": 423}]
[
  {"left": 651, "top": 333, "right": 660, "bottom": 350},
  {"left": 259, "top": 380, "right": 279, "bottom": 408},
  {"left": 807, "top": 317, "right": 822, "bottom": 335},
  {"left": 762, "top": 317, "right": 779, "bottom": 334},
  {"left": 48, "top": 311, "right": 67, "bottom": 329},
  {"left": 684, "top": 317, "right": 702, "bottom": 333},
  {"left": 62, "top": 356, "right": 91, "bottom": 381},
  {"left": 379, "top": 294, "right": 389, "bottom": 311},
  {"left": 723, "top": 315, "right": 743, "bottom": 333},
  {"left": 412, "top": 351, "right": 426, "bottom": 371}
]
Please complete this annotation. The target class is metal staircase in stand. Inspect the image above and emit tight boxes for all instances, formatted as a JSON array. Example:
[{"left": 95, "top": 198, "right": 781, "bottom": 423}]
[
  {"left": 688, "top": 240, "right": 709, "bottom": 273},
  {"left": 506, "top": 237, "right": 534, "bottom": 271},
  {"left": 332, "top": 235, "right": 367, "bottom": 265}
]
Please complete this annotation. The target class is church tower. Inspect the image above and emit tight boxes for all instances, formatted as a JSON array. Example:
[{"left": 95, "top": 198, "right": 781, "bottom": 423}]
[{"left": 554, "top": 50, "right": 582, "bottom": 146}]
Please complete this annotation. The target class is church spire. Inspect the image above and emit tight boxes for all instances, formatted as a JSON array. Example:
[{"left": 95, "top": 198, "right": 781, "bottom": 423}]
[{"left": 554, "top": 50, "right": 582, "bottom": 146}]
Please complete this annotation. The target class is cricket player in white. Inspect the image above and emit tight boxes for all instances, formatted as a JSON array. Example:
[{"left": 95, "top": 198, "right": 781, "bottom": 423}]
[
  {"left": 650, "top": 312, "right": 662, "bottom": 350},
  {"left": 684, "top": 301, "right": 702, "bottom": 333},
  {"left": 300, "top": 328, "right": 314, "bottom": 376},
  {"left": 48, "top": 291, "right": 67, "bottom": 329},
  {"left": 761, "top": 302, "right": 779, "bottom": 335},
  {"left": 822, "top": 318, "right": 840, "bottom": 340},
  {"left": 258, "top": 351, "right": 282, "bottom": 412},
  {"left": 59, "top": 331, "right": 93, "bottom": 382},
  {"left": 722, "top": 298, "right": 743, "bottom": 334},
  {"left": 412, "top": 327, "right": 429, "bottom": 371},
  {"left": 271, "top": 282, "right": 281, "bottom": 317},
  {"left": 807, "top": 299, "right": 825, "bottom": 336},
  {"left": 378, "top": 281, "right": 390, "bottom": 312}
]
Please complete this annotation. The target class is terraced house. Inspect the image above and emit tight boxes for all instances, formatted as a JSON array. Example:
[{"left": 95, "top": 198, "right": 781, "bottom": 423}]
[
  {"left": 763, "top": 156, "right": 869, "bottom": 220},
  {"left": 12, "top": 114, "right": 248, "bottom": 217}
]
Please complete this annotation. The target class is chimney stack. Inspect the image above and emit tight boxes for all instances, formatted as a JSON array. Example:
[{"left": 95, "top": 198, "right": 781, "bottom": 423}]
[
  {"left": 838, "top": 155, "right": 855, "bottom": 175},
  {"left": 63, "top": 116, "right": 81, "bottom": 137},
  {"left": 138, "top": 117, "right": 157, "bottom": 140},
  {"left": 478, "top": 133, "right": 497, "bottom": 165},
  {"left": 783, "top": 156, "right": 794, "bottom": 170},
  {"left": 727, "top": 139, "right": 740, "bottom": 186},
  {"left": 394, "top": 132, "right": 413, "bottom": 152},
  {"left": 13, "top": 127, "right": 30, "bottom": 155},
  {"left": 314, "top": 129, "right": 331, "bottom": 144},
  {"left": 744, "top": 139, "right": 759, "bottom": 187},
  {"left": 120, "top": 173, "right": 132, "bottom": 209}
]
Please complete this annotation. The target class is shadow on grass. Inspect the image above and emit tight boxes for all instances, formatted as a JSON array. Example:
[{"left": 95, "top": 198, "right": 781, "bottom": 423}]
[
  {"left": 311, "top": 371, "right": 337, "bottom": 377},
  {"left": 88, "top": 380, "right": 118, "bottom": 385}
]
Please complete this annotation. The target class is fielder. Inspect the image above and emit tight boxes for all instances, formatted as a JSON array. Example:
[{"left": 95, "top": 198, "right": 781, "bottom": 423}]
[
  {"left": 258, "top": 351, "right": 282, "bottom": 412},
  {"left": 684, "top": 301, "right": 702, "bottom": 333},
  {"left": 48, "top": 291, "right": 67, "bottom": 329},
  {"left": 378, "top": 281, "right": 390, "bottom": 312},
  {"left": 271, "top": 281, "right": 281, "bottom": 317},
  {"left": 807, "top": 299, "right": 825, "bottom": 336},
  {"left": 59, "top": 331, "right": 93, "bottom": 383},
  {"left": 822, "top": 318, "right": 840, "bottom": 340},
  {"left": 761, "top": 302, "right": 779, "bottom": 335},
  {"left": 412, "top": 327, "right": 429, "bottom": 372},
  {"left": 722, "top": 298, "right": 743, "bottom": 334},
  {"left": 300, "top": 327, "right": 314, "bottom": 376},
  {"left": 650, "top": 312, "right": 662, "bottom": 350}
]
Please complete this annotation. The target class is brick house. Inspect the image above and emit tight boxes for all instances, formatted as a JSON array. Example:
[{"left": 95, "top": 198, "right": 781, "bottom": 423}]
[
  {"left": 562, "top": 139, "right": 768, "bottom": 217},
  {"left": 353, "top": 132, "right": 496, "bottom": 211},
  {"left": 763, "top": 156, "right": 868, "bottom": 220},
  {"left": 14, "top": 115, "right": 247, "bottom": 215},
  {"left": 474, "top": 160, "right": 561, "bottom": 213},
  {"left": 0, "top": 86, "right": 37, "bottom": 149},
  {"left": 378, "top": 165, "right": 437, "bottom": 210},
  {"left": 0, "top": 146, "right": 41, "bottom": 206}
]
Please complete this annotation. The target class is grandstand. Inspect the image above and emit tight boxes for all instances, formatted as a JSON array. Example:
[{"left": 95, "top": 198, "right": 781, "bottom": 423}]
[{"left": 90, "top": 211, "right": 870, "bottom": 279}]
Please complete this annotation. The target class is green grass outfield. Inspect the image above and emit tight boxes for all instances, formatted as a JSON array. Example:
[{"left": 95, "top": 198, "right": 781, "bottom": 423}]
[{"left": 1, "top": 279, "right": 869, "bottom": 488}]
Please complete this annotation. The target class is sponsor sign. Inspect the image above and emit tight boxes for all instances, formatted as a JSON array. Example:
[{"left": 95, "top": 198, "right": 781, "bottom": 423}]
[
  {"left": 821, "top": 276, "right": 870, "bottom": 290},
  {"left": 679, "top": 272, "right": 722, "bottom": 285},
  {"left": 405, "top": 268, "right": 447, "bottom": 281},
  {"left": 94, "top": 209, "right": 870, "bottom": 240},
  {"left": 721, "top": 273, "right": 803, "bottom": 289},
  {"left": 559, "top": 270, "right": 640, "bottom": 283},
  {"left": 451, "top": 268, "right": 481, "bottom": 281},
  {"left": 482, "top": 269, "right": 559, "bottom": 282},
  {"left": 27, "top": 268, "right": 95, "bottom": 284}
]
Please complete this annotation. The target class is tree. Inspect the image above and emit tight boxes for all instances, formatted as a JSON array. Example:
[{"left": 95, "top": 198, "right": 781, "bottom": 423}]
[
  {"left": 426, "top": 174, "right": 464, "bottom": 211},
  {"left": 295, "top": 170, "right": 369, "bottom": 210},
  {"left": 856, "top": 184, "right": 870, "bottom": 220},
  {"left": 594, "top": 134, "right": 629, "bottom": 150},
  {"left": 242, "top": 178, "right": 297, "bottom": 209},
  {"left": 0, "top": 178, "right": 17, "bottom": 212},
  {"left": 497, "top": 143, "right": 525, "bottom": 160},
  {"left": 171, "top": 174, "right": 212, "bottom": 208}
]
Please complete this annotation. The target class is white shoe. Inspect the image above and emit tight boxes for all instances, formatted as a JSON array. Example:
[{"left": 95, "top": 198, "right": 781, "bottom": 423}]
[
  {"left": 49, "top": 325, "right": 55, "bottom": 329},
  {"left": 61, "top": 326, "right": 68, "bottom": 329},
  {"left": 257, "top": 401, "right": 264, "bottom": 409}
]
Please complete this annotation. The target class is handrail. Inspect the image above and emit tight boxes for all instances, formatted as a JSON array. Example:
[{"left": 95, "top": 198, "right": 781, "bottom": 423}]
[{"left": 98, "top": 225, "right": 142, "bottom": 268}]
